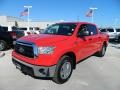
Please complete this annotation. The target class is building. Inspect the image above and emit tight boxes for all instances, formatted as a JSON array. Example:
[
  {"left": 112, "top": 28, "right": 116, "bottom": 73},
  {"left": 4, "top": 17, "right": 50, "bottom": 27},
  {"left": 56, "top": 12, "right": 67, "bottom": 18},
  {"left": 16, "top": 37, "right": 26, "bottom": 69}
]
[{"left": 0, "top": 16, "right": 55, "bottom": 30}]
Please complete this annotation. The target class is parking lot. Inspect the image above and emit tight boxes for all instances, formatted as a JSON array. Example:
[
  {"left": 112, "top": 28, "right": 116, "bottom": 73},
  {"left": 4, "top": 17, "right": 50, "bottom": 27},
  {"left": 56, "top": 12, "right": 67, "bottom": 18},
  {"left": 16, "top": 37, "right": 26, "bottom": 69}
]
[{"left": 0, "top": 42, "right": 120, "bottom": 90}]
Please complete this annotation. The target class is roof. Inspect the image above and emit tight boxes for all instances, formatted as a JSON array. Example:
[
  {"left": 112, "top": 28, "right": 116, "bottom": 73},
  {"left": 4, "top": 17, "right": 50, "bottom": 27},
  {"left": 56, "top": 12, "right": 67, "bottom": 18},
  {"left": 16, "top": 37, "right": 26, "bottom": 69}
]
[{"left": 56, "top": 22, "right": 96, "bottom": 25}]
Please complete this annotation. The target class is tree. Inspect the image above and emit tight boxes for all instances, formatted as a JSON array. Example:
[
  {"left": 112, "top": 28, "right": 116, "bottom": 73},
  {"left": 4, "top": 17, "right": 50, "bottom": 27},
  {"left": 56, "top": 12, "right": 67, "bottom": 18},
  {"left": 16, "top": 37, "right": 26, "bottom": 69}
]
[{"left": 15, "top": 21, "right": 18, "bottom": 27}]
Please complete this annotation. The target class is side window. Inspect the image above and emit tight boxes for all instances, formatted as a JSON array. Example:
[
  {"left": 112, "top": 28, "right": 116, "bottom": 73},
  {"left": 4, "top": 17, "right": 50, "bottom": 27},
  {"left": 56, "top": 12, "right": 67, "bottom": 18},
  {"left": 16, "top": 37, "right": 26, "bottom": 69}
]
[
  {"left": 100, "top": 29, "right": 107, "bottom": 32},
  {"left": 87, "top": 24, "right": 97, "bottom": 35},
  {"left": 116, "top": 29, "right": 120, "bottom": 32},
  {"left": 0, "top": 26, "right": 4, "bottom": 32},
  {"left": 78, "top": 24, "right": 90, "bottom": 36},
  {"left": 107, "top": 29, "right": 114, "bottom": 32}
]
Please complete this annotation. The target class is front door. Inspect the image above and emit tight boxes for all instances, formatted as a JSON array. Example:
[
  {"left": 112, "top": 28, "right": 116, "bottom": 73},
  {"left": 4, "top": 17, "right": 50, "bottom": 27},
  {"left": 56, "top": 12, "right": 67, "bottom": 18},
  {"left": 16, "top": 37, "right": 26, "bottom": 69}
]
[{"left": 75, "top": 24, "right": 94, "bottom": 62}]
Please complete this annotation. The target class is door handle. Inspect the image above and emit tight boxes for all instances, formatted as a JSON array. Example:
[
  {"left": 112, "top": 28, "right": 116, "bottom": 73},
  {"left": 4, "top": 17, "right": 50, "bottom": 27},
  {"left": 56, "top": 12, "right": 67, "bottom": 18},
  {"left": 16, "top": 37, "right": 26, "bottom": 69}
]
[
  {"left": 98, "top": 37, "right": 101, "bottom": 39},
  {"left": 89, "top": 38, "right": 92, "bottom": 40}
]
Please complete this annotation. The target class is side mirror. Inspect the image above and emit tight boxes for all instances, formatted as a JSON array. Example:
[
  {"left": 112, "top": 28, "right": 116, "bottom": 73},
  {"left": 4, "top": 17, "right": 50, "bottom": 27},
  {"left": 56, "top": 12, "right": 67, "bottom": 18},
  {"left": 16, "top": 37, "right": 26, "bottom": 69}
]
[{"left": 78, "top": 30, "right": 90, "bottom": 37}]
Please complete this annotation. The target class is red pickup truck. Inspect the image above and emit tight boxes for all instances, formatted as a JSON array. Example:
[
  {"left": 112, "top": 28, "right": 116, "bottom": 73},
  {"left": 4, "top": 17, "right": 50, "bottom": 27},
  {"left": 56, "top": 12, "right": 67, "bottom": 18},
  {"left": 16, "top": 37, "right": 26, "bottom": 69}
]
[{"left": 12, "top": 22, "right": 109, "bottom": 84}]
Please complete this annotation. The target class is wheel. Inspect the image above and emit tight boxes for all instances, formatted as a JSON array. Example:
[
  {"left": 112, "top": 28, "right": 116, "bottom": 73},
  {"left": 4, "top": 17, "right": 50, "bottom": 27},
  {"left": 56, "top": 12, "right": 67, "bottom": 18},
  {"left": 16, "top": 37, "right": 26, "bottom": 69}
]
[
  {"left": 118, "top": 36, "right": 120, "bottom": 41},
  {"left": 52, "top": 55, "right": 73, "bottom": 84},
  {"left": 96, "top": 44, "right": 106, "bottom": 57},
  {"left": 0, "top": 40, "right": 7, "bottom": 51}
]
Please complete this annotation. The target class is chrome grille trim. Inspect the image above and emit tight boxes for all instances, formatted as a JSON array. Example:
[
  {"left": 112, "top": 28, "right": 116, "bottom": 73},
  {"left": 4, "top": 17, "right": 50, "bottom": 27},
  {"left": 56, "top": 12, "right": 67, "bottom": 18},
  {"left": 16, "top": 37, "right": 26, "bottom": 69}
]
[{"left": 15, "top": 40, "right": 39, "bottom": 58}]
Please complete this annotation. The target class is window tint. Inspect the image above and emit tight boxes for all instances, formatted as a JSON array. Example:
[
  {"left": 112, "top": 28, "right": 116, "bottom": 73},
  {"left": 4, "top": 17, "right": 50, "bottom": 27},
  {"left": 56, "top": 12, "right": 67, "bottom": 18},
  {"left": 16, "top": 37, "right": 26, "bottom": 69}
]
[
  {"left": 19, "top": 28, "right": 27, "bottom": 30},
  {"left": 107, "top": 29, "right": 114, "bottom": 32},
  {"left": 0, "top": 26, "right": 5, "bottom": 32},
  {"left": 29, "top": 27, "right": 33, "bottom": 30},
  {"left": 2, "top": 27, "right": 8, "bottom": 31},
  {"left": 87, "top": 24, "right": 97, "bottom": 35},
  {"left": 12, "top": 26, "right": 18, "bottom": 31},
  {"left": 78, "top": 24, "right": 90, "bottom": 36},
  {"left": 35, "top": 27, "right": 40, "bottom": 30},
  {"left": 116, "top": 29, "right": 120, "bottom": 32},
  {"left": 43, "top": 23, "right": 76, "bottom": 36},
  {"left": 78, "top": 24, "right": 97, "bottom": 36},
  {"left": 100, "top": 29, "right": 106, "bottom": 32}
]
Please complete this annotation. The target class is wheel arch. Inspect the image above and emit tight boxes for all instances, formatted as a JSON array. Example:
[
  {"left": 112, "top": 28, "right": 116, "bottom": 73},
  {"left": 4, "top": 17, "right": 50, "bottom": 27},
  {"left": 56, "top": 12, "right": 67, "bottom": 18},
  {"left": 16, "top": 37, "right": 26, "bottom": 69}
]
[
  {"left": 59, "top": 52, "right": 76, "bottom": 69},
  {"left": 103, "top": 41, "right": 108, "bottom": 47}
]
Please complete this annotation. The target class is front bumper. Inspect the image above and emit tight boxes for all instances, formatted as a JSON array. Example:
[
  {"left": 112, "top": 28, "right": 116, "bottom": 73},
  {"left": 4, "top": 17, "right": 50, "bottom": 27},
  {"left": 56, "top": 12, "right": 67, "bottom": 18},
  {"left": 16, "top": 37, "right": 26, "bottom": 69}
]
[{"left": 12, "top": 56, "right": 56, "bottom": 78}]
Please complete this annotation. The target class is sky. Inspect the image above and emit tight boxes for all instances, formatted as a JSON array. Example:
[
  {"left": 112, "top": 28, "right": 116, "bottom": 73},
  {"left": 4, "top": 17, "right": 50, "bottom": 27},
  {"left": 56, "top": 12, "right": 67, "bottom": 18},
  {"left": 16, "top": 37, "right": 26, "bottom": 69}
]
[{"left": 0, "top": 0, "right": 120, "bottom": 27}]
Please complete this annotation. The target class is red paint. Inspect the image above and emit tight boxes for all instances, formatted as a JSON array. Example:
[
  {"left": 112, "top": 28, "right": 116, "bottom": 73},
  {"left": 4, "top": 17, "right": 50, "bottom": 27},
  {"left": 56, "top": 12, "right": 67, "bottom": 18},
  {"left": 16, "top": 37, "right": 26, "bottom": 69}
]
[{"left": 12, "top": 22, "right": 109, "bottom": 66}]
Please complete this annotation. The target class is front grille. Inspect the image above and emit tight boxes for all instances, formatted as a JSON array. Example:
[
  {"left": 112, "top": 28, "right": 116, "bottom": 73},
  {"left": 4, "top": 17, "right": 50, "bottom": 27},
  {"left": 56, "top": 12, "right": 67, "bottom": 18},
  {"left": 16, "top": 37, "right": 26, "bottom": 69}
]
[
  {"left": 15, "top": 41, "right": 34, "bottom": 58},
  {"left": 12, "top": 59, "right": 34, "bottom": 76}
]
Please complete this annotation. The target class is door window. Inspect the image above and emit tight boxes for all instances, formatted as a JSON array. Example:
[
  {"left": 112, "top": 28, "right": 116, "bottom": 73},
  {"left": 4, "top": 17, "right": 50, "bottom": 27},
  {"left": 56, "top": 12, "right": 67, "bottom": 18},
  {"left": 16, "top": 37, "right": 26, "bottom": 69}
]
[
  {"left": 78, "top": 24, "right": 97, "bottom": 36},
  {"left": 77, "top": 24, "right": 90, "bottom": 36},
  {"left": 87, "top": 24, "right": 98, "bottom": 35}
]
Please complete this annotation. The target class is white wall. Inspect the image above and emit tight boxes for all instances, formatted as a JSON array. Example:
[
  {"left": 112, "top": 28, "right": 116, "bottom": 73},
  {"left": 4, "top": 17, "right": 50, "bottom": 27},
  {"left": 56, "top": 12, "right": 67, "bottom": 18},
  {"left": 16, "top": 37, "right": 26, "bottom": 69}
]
[
  {"left": 0, "top": 16, "right": 7, "bottom": 26},
  {"left": 0, "top": 16, "right": 55, "bottom": 29}
]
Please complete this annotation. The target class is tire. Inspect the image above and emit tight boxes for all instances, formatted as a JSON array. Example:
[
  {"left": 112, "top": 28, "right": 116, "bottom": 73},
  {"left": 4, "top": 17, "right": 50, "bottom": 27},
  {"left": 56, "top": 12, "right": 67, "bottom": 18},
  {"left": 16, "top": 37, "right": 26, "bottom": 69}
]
[
  {"left": 0, "top": 40, "right": 7, "bottom": 51},
  {"left": 52, "top": 55, "right": 73, "bottom": 84},
  {"left": 96, "top": 44, "right": 106, "bottom": 57},
  {"left": 118, "top": 36, "right": 120, "bottom": 41}
]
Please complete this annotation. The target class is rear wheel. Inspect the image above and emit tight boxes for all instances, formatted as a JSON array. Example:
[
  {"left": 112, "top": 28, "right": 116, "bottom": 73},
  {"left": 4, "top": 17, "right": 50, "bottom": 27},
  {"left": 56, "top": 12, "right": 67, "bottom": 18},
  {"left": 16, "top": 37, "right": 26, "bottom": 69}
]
[
  {"left": 96, "top": 44, "right": 106, "bottom": 57},
  {"left": 0, "top": 40, "right": 7, "bottom": 51},
  {"left": 52, "top": 55, "right": 73, "bottom": 84}
]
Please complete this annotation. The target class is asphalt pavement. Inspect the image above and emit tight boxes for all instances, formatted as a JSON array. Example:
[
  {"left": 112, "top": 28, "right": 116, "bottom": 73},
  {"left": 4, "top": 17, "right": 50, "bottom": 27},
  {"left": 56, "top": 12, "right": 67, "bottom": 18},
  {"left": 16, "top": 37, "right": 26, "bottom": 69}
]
[{"left": 0, "top": 43, "right": 120, "bottom": 90}]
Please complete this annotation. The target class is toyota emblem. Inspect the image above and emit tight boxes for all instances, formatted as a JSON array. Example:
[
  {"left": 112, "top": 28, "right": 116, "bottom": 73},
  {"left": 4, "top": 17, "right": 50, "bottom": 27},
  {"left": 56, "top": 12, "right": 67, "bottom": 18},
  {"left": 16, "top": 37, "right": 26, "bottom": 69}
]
[{"left": 19, "top": 47, "right": 24, "bottom": 53}]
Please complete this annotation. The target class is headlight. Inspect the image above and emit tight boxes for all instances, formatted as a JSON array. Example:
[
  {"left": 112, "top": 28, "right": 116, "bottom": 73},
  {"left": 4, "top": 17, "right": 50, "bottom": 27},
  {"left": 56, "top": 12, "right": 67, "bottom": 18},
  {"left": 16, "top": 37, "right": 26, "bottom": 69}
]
[{"left": 38, "top": 46, "right": 55, "bottom": 54}]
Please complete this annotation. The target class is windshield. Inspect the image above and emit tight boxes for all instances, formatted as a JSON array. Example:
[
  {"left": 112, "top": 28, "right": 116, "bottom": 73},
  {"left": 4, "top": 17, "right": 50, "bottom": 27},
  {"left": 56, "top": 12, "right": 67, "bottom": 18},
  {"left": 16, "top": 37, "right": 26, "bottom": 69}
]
[{"left": 42, "top": 23, "right": 77, "bottom": 36}]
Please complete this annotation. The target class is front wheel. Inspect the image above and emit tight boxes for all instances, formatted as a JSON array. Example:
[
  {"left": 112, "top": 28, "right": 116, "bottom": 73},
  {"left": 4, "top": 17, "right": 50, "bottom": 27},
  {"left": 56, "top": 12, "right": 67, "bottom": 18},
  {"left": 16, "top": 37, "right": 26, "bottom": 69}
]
[
  {"left": 52, "top": 55, "right": 73, "bottom": 84},
  {"left": 0, "top": 40, "right": 7, "bottom": 51}
]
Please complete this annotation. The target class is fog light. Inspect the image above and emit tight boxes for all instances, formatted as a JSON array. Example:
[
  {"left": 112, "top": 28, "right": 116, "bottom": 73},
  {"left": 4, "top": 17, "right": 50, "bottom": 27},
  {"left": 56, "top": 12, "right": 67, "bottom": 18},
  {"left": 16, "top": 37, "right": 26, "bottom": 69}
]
[{"left": 39, "top": 68, "right": 46, "bottom": 75}]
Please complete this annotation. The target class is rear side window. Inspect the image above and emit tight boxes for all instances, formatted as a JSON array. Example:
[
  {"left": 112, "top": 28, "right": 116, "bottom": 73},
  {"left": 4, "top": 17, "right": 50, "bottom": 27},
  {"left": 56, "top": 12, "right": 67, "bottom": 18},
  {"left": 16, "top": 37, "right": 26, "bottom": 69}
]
[
  {"left": 100, "top": 29, "right": 106, "bottom": 32},
  {"left": 87, "top": 24, "right": 97, "bottom": 35},
  {"left": 0, "top": 26, "right": 5, "bottom": 32},
  {"left": 107, "top": 29, "right": 114, "bottom": 32},
  {"left": 2, "top": 27, "right": 8, "bottom": 31},
  {"left": 116, "top": 29, "right": 120, "bottom": 32},
  {"left": 19, "top": 28, "right": 27, "bottom": 31}
]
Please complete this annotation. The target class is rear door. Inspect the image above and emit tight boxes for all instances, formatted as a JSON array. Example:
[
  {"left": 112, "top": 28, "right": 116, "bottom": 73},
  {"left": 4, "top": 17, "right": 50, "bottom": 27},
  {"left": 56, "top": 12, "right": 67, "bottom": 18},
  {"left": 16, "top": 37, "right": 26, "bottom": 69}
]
[{"left": 87, "top": 24, "right": 102, "bottom": 52}]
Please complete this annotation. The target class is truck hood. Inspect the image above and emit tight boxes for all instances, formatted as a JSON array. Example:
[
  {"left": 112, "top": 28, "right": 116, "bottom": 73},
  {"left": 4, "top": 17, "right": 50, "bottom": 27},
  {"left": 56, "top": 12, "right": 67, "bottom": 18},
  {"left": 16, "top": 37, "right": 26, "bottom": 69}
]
[{"left": 19, "top": 34, "right": 69, "bottom": 46}]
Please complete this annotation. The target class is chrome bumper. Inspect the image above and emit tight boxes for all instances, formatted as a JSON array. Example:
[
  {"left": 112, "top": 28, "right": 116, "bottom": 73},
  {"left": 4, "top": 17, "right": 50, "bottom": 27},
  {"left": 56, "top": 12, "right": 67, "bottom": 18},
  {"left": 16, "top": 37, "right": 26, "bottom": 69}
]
[{"left": 12, "top": 56, "right": 56, "bottom": 77}]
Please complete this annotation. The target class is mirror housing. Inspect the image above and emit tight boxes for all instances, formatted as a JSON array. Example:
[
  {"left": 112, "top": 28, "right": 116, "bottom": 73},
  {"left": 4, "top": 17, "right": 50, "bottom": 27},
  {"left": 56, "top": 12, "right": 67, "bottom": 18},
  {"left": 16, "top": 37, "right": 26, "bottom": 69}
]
[{"left": 78, "top": 30, "right": 90, "bottom": 37}]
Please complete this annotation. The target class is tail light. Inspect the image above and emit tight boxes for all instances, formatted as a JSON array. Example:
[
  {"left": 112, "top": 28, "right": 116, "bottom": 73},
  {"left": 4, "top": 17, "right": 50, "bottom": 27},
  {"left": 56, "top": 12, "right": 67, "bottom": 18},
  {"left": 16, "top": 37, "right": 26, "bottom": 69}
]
[{"left": 10, "top": 32, "right": 16, "bottom": 39}]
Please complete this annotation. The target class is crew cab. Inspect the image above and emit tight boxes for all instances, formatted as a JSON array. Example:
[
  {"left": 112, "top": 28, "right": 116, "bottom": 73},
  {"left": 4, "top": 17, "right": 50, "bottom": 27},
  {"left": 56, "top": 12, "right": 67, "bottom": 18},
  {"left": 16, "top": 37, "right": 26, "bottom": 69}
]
[
  {"left": 12, "top": 22, "right": 109, "bottom": 84},
  {"left": 0, "top": 26, "right": 24, "bottom": 51}
]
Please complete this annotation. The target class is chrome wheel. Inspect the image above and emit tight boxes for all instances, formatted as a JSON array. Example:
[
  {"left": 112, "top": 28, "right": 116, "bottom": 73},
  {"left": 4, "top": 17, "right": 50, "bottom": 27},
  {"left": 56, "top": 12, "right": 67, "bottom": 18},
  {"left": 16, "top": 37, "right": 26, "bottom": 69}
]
[
  {"left": 60, "top": 61, "right": 72, "bottom": 80},
  {"left": 102, "top": 46, "right": 106, "bottom": 56},
  {"left": 0, "top": 41, "right": 5, "bottom": 51},
  {"left": 52, "top": 55, "right": 73, "bottom": 84}
]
